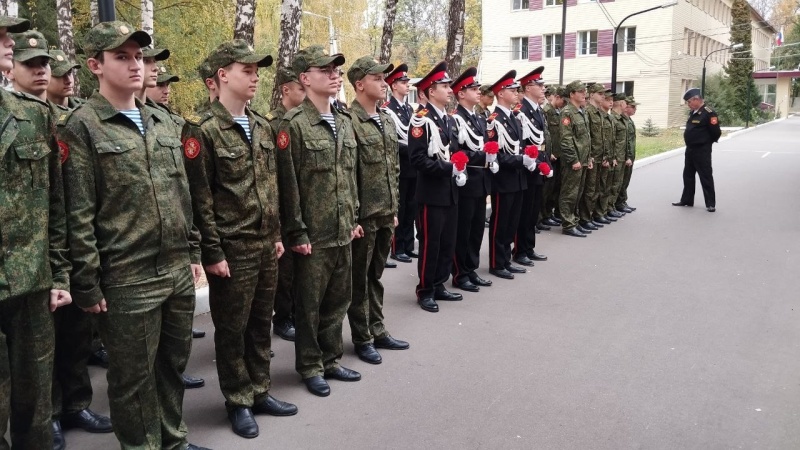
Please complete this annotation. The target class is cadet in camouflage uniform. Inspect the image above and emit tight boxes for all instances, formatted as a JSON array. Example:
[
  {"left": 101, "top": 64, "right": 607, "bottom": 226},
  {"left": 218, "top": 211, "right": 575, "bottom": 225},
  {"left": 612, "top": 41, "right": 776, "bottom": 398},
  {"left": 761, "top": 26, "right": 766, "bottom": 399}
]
[
  {"left": 5, "top": 30, "right": 52, "bottom": 102},
  {"left": 596, "top": 90, "right": 616, "bottom": 222},
  {"left": 616, "top": 97, "right": 638, "bottom": 213},
  {"left": 0, "top": 15, "right": 73, "bottom": 450},
  {"left": 579, "top": 83, "right": 610, "bottom": 231},
  {"left": 268, "top": 67, "right": 305, "bottom": 343},
  {"left": 474, "top": 84, "right": 494, "bottom": 119},
  {"left": 47, "top": 49, "right": 83, "bottom": 110},
  {"left": 559, "top": 81, "right": 591, "bottom": 238},
  {"left": 345, "top": 56, "right": 410, "bottom": 365},
  {"left": 607, "top": 93, "right": 628, "bottom": 220},
  {"left": 57, "top": 21, "right": 208, "bottom": 450},
  {"left": 275, "top": 45, "right": 362, "bottom": 397},
  {"left": 147, "top": 64, "right": 179, "bottom": 105},
  {"left": 541, "top": 86, "right": 565, "bottom": 226}
]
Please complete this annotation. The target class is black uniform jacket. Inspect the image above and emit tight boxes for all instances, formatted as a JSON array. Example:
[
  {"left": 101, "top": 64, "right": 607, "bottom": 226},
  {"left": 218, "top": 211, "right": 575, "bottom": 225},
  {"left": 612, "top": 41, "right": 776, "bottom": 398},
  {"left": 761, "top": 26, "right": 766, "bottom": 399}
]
[
  {"left": 408, "top": 105, "right": 459, "bottom": 206},
  {"left": 385, "top": 96, "right": 416, "bottom": 178},
  {"left": 486, "top": 107, "right": 526, "bottom": 194},
  {"left": 518, "top": 99, "right": 549, "bottom": 186},
  {"left": 449, "top": 104, "right": 490, "bottom": 198},
  {"left": 684, "top": 104, "right": 722, "bottom": 149}
]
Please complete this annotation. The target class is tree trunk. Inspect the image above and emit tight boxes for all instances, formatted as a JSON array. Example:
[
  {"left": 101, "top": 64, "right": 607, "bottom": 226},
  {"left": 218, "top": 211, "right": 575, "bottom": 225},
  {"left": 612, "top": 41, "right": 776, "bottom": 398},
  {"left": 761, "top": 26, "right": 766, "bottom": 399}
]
[
  {"left": 379, "top": 0, "right": 398, "bottom": 64},
  {"left": 56, "top": 0, "right": 81, "bottom": 95},
  {"left": 444, "top": 0, "right": 466, "bottom": 78},
  {"left": 90, "top": 0, "right": 99, "bottom": 26},
  {"left": 0, "top": 0, "right": 19, "bottom": 17},
  {"left": 270, "top": 0, "right": 302, "bottom": 109},
  {"left": 141, "top": 0, "right": 154, "bottom": 39},
  {"left": 233, "top": 0, "right": 257, "bottom": 46}
]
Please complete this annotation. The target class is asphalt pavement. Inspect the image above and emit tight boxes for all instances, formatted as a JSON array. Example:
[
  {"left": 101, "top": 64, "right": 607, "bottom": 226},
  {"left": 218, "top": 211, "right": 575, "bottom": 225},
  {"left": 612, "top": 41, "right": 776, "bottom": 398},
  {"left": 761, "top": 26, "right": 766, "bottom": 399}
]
[{"left": 68, "top": 116, "right": 800, "bottom": 449}]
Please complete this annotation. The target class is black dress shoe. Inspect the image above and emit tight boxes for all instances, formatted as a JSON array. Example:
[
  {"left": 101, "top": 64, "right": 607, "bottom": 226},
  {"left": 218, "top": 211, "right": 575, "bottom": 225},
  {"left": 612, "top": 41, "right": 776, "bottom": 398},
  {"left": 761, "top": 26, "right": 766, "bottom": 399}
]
[
  {"left": 355, "top": 343, "right": 382, "bottom": 364},
  {"left": 384, "top": 259, "right": 397, "bottom": 268},
  {"left": 542, "top": 217, "right": 560, "bottom": 227},
  {"left": 434, "top": 288, "right": 463, "bottom": 301},
  {"left": 418, "top": 296, "right": 439, "bottom": 312},
  {"left": 575, "top": 225, "right": 592, "bottom": 234},
  {"left": 273, "top": 318, "right": 296, "bottom": 341},
  {"left": 324, "top": 366, "right": 361, "bottom": 382},
  {"left": 621, "top": 206, "right": 634, "bottom": 213},
  {"left": 604, "top": 214, "right": 618, "bottom": 222},
  {"left": 608, "top": 210, "right": 624, "bottom": 218},
  {"left": 580, "top": 221, "right": 598, "bottom": 231},
  {"left": 530, "top": 251, "right": 547, "bottom": 261},
  {"left": 228, "top": 407, "right": 258, "bottom": 438},
  {"left": 512, "top": 256, "right": 534, "bottom": 267},
  {"left": 468, "top": 274, "right": 492, "bottom": 286},
  {"left": 707, "top": 206, "right": 716, "bottom": 212},
  {"left": 551, "top": 215, "right": 563, "bottom": 224},
  {"left": 303, "top": 376, "right": 331, "bottom": 397},
  {"left": 187, "top": 444, "right": 213, "bottom": 450},
  {"left": 590, "top": 220, "right": 605, "bottom": 228},
  {"left": 562, "top": 228, "right": 587, "bottom": 238},
  {"left": 624, "top": 203, "right": 637, "bottom": 211},
  {"left": 182, "top": 374, "right": 205, "bottom": 389},
  {"left": 374, "top": 335, "right": 410, "bottom": 350},
  {"left": 534, "top": 227, "right": 541, "bottom": 234},
  {"left": 406, "top": 250, "right": 419, "bottom": 258},
  {"left": 53, "top": 420, "right": 65, "bottom": 450},
  {"left": 87, "top": 348, "right": 109, "bottom": 368},
  {"left": 489, "top": 268, "right": 514, "bottom": 279},
  {"left": 536, "top": 223, "right": 551, "bottom": 231},
  {"left": 252, "top": 395, "right": 298, "bottom": 416},
  {"left": 614, "top": 207, "right": 627, "bottom": 215},
  {"left": 391, "top": 253, "right": 413, "bottom": 263},
  {"left": 672, "top": 201, "right": 692, "bottom": 206},
  {"left": 452, "top": 279, "right": 479, "bottom": 292},
  {"left": 61, "top": 409, "right": 113, "bottom": 433},
  {"left": 191, "top": 328, "right": 206, "bottom": 338},
  {"left": 270, "top": 350, "right": 275, "bottom": 358},
  {"left": 504, "top": 263, "right": 526, "bottom": 274},
  {"left": 594, "top": 216, "right": 611, "bottom": 225}
]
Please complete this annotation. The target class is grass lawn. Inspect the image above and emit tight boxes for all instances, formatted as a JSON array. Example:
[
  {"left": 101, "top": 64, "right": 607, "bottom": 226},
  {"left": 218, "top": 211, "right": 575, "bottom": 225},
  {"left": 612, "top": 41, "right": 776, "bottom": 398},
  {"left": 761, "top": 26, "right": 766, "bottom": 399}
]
[{"left": 636, "top": 128, "right": 730, "bottom": 159}]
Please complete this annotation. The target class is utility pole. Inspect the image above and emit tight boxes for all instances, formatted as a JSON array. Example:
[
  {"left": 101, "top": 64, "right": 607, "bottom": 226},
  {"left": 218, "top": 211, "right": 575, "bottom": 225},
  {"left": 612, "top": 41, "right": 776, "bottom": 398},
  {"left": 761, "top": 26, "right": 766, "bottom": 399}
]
[
  {"left": 558, "top": 0, "right": 567, "bottom": 85},
  {"left": 97, "top": 0, "right": 115, "bottom": 21}
]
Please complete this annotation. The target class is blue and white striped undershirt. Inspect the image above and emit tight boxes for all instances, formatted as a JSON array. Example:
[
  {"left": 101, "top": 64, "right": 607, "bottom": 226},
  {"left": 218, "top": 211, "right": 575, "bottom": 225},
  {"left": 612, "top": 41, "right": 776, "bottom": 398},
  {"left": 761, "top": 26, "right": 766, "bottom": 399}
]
[
  {"left": 369, "top": 113, "right": 383, "bottom": 132},
  {"left": 320, "top": 113, "right": 336, "bottom": 137},
  {"left": 233, "top": 116, "right": 251, "bottom": 142},
  {"left": 119, "top": 109, "right": 144, "bottom": 135}
]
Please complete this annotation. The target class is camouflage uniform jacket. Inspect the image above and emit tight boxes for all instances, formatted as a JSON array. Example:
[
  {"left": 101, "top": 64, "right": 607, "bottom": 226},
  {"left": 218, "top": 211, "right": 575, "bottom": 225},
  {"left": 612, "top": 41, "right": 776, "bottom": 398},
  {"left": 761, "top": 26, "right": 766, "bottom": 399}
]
[
  {"left": 602, "top": 111, "right": 615, "bottom": 163},
  {"left": 267, "top": 104, "right": 287, "bottom": 135},
  {"left": 275, "top": 97, "right": 358, "bottom": 249},
  {"left": 350, "top": 99, "right": 399, "bottom": 224},
  {"left": 559, "top": 103, "right": 590, "bottom": 167},
  {"left": 585, "top": 103, "right": 606, "bottom": 163},
  {"left": 623, "top": 116, "right": 636, "bottom": 160},
  {"left": 147, "top": 98, "right": 185, "bottom": 137},
  {"left": 182, "top": 100, "right": 281, "bottom": 265},
  {"left": 58, "top": 92, "right": 197, "bottom": 308},
  {"left": 0, "top": 90, "right": 70, "bottom": 300},
  {"left": 611, "top": 111, "right": 627, "bottom": 163},
  {"left": 543, "top": 103, "right": 561, "bottom": 158}
]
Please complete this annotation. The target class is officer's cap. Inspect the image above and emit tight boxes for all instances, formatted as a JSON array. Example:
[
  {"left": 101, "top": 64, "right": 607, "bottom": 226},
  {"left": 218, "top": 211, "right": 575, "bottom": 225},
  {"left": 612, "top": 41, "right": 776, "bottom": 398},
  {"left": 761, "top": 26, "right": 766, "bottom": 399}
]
[
  {"left": 386, "top": 63, "right": 410, "bottom": 85},
  {"left": 207, "top": 40, "right": 273, "bottom": 74},
  {"left": 10, "top": 30, "right": 52, "bottom": 62},
  {"left": 83, "top": 21, "right": 151, "bottom": 57},
  {"left": 518, "top": 66, "right": 545, "bottom": 86},
  {"left": 49, "top": 49, "right": 81, "bottom": 77},
  {"left": 0, "top": 15, "right": 30, "bottom": 33},
  {"left": 588, "top": 83, "right": 611, "bottom": 95},
  {"left": 565, "top": 80, "right": 586, "bottom": 94},
  {"left": 612, "top": 93, "right": 628, "bottom": 102},
  {"left": 413, "top": 61, "right": 451, "bottom": 92},
  {"left": 156, "top": 64, "right": 179, "bottom": 83},
  {"left": 489, "top": 70, "right": 519, "bottom": 95},
  {"left": 275, "top": 67, "right": 299, "bottom": 86},
  {"left": 142, "top": 47, "right": 170, "bottom": 61},
  {"left": 347, "top": 55, "right": 393, "bottom": 87},
  {"left": 293, "top": 45, "right": 345, "bottom": 74},
  {"left": 451, "top": 67, "right": 480, "bottom": 95},
  {"left": 683, "top": 88, "right": 701, "bottom": 101}
]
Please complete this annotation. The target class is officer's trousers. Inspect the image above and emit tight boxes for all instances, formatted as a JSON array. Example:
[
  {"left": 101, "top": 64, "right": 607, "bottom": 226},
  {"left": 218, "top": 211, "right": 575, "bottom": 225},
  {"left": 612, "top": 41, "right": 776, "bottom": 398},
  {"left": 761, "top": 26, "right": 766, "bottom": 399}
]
[
  {"left": 452, "top": 195, "right": 487, "bottom": 283},
  {"left": 490, "top": 191, "right": 522, "bottom": 270},
  {"left": 681, "top": 146, "right": 715, "bottom": 207},
  {"left": 514, "top": 183, "right": 542, "bottom": 258},
  {"left": 349, "top": 216, "right": 393, "bottom": 345},
  {"left": 415, "top": 203, "right": 458, "bottom": 299},
  {"left": 393, "top": 177, "right": 417, "bottom": 255}
]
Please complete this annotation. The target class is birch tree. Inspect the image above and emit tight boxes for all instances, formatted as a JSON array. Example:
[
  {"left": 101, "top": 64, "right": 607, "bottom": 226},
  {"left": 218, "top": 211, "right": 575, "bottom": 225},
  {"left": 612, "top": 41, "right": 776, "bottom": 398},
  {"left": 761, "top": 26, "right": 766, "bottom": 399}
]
[
  {"left": 0, "top": 0, "right": 18, "bottom": 17},
  {"left": 270, "top": 0, "right": 302, "bottom": 109},
  {"left": 56, "top": 0, "right": 80, "bottom": 94},
  {"left": 378, "top": 0, "right": 397, "bottom": 64},
  {"left": 142, "top": 0, "right": 154, "bottom": 38},
  {"left": 444, "top": 0, "right": 466, "bottom": 77},
  {"left": 90, "top": 0, "right": 99, "bottom": 26},
  {"left": 234, "top": 0, "right": 256, "bottom": 45}
]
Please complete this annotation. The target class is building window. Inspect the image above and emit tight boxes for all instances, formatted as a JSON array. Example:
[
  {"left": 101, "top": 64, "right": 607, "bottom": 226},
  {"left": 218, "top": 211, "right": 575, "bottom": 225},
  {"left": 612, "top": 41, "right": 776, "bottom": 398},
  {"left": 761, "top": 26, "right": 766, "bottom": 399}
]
[
  {"left": 616, "top": 27, "right": 636, "bottom": 52},
  {"left": 512, "top": 0, "right": 529, "bottom": 10},
  {"left": 615, "top": 81, "right": 634, "bottom": 97},
  {"left": 545, "top": 0, "right": 563, "bottom": 6},
  {"left": 544, "top": 34, "right": 562, "bottom": 58},
  {"left": 512, "top": 37, "right": 529, "bottom": 61},
  {"left": 578, "top": 30, "right": 598, "bottom": 56}
]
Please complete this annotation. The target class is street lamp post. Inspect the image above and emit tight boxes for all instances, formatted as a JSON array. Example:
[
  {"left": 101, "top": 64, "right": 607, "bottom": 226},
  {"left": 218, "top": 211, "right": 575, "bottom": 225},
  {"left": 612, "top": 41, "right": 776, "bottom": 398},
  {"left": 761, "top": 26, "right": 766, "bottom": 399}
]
[
  {"left": 611, "top": 1, "right": 677, "bottom": 93},
  {"left": 98, "top": 0, "right": 115, "bottom": 21},
  {"left": 701, "top": 42, "right": 744, "bottom": 97}
]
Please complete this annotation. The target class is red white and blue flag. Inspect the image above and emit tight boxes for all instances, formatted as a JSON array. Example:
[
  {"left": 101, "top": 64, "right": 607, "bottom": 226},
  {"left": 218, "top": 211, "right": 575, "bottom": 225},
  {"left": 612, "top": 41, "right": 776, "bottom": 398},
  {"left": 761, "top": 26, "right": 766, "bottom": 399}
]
[{"left": 775, "top": 27, "right": 784, "bottom": 47}]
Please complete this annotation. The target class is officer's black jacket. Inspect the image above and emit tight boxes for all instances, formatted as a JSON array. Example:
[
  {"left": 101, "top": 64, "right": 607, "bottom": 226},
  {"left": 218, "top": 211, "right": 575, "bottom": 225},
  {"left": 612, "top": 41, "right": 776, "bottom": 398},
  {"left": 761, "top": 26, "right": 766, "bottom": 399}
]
[
  {"left": 684, "top": 104, "right": 722, "bottom": 149},
  {"left": 519, "top": 98, "right": 549, "bottom": 186},
  {"left": 449, "top": 104, "right": 491, "bottom": 198},
  {"left": 486, "top": 107, "right": 526, "bottom": 194},
  {"left": 408, "top": 104, "right": 459, "bottom": 206},
  {"left": 385, "top": 96, "right": 416, "bottom": 179}
]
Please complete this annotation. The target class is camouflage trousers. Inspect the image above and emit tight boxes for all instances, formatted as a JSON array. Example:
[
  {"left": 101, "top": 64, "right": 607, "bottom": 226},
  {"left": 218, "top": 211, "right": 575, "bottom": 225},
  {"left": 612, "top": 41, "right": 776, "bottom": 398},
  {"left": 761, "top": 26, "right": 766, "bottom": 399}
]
[
  {"left": 558, "top": 165, "right": 587, "bottom": 230},
  {"left": 98, "top": 267, "right": 194, "bottom": 450},
  {"left": 595, "top": 164, "right": 614, "bottom": 218},
  {"left": 209, "top": 239, "right": 277, "bottom": 409},
  {"left": 294, "top": 245, "right": 352, "bottom": 379},
  {"left": 273, "top": 246, "right": 294, "bottom": 323},
  {"left": 52, "top": 302, "right": 93, "bottom": 418},
  {"left": 348, "top": 216, "right": 394, "bottom": 345},
  {"left": 617, "top": 162, "right": 634, "bottom": 208},
  {"left": 579, "top": 166, "right": 599, "bottom": 223},
  {"left": 0, "top": 290, "right": 53, "bottom": 450}
]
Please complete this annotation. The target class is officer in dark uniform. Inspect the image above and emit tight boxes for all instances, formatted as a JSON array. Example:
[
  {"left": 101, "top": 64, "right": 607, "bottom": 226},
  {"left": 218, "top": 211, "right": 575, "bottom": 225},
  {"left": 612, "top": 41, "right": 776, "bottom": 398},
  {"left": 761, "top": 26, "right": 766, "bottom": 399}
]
[
  {"left": 407, "top": 61, "right": 462, "bottom": 312},
  {"left": 673, "top": 88, "right": 721, "bottom": 212},
  {"left": 485, "top": 71, "right": 537, "bottom": 280},
  {"left": 512, "top": 66, "right": 549, "bottom": 267},
  {"left": 382, "top": 63, "right": 417, "bottom": 263},
  {"left": 448, "top": 67, "right": 493, "bottom": 293}
]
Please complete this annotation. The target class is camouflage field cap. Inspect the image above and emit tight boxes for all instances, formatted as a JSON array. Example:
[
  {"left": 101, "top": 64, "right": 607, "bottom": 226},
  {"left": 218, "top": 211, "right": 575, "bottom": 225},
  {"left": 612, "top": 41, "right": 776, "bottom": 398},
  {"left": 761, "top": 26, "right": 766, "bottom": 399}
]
[
  {"left": 83, "top": 21, "right": 151, "bottom": 56},
  {"left": 197, "top": 58, "right": 213, "bottom": 80},
  {"left": 347, "top": 55, "right": 393, "bottom": 87},
  {"left": 156, "top": 64, "right": 179, "bottom": 83},
  {"left": 626, "top": 96, "right": 640, "bottom": 106},
  {"left": 0, "top": 15, "right": 30, "bottom": 33},
  {"left": 588, "top": 83, "right": 610, "bottom": 95},
  {"left": 142, "top": 47, "right": 170, "bottom": 61},
  {"left": 275, "top": 67, "right": 299, "bottom": 86},
  {"left": 612, "top": 93, "right": 628, "bottom": 102},
  {"left": 292, "top": 45, "right": 345, "bottom": 73},
  {"left": 11, "top": 30, "right": 53, "bottom": 62},
  {"left": 207, "top": 40, "right": 273, "bottom": 72},
  {"left": 49, "top": 49, "right": 81, "bottom": 77},
  {"left": 479, "top": 84, "right": 494, "bottom": 97},
  {"left": 565, "top": 80, "right": 586, "bottom": 94},
  {"left": 555, "top": 86, "right": 568, "bottom": 97}
]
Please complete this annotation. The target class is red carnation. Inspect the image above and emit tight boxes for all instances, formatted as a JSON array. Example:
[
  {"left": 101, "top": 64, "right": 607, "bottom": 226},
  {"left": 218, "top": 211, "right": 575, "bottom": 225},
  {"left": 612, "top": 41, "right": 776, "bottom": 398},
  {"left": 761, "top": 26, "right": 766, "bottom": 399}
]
[
  {"left": 451, "top": 151, "right": 469, "bottom": 171},
  {"left": 524, "top": 145, "right": 539, "bottom": 159},
  {"left": 538, "top": 162, "right": 551, "bottom": 176},
  {"left": 484, "top": 141, "right": 499, "bottom": 154}
]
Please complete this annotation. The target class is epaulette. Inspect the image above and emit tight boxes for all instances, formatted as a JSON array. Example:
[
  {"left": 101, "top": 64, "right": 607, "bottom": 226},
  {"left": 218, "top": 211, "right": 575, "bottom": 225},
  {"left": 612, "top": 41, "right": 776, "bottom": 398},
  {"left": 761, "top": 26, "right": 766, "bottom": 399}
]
[
  {"left": 512, "top": 103, "right": 522, "bottom": 113},
  {"left": 185, "top": 110, "right": 213, "bottom": 126},
  {"left": 265, "top": 112, "right": 275, "bottom": 121},
  {"left": 283, "top": 106, "right": 303, "bottom": 121},
  {"left": 704, "top": 106, "right": 714, "bottom": 113},
  {"left": 415, "top": 108, "right": 429, "bottom": 118},
  {"left": 56, "top": 110, "right": 74, "bottom": 127},
  {"left": 487, "top": 112, "right": 498, "bottom": 122}
]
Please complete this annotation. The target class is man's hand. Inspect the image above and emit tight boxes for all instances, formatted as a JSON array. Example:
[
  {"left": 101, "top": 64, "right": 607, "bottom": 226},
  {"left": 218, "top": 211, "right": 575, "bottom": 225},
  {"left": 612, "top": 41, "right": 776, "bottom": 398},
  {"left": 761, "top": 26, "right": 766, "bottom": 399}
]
[
  {"left": 602, "top": 161, "right": 610, "bottom": 168},
  {"left": 191, "top": 264, "right": 203, "bottom": 284},
  {"left": 82, "top": 298, "right": 108, "bottom": 314},
  {"left": 625, "top": 158, "right": 633, "bottom": 167},
  {"left": 292, "top": 244, "right": 312, "bottom": 255},
  {"left": 572, "top": 161, "right": 581, "bottom": 170},
  {"left": 275, "top": 242, "right": 285, "bottom": 259},
  {"left": 612, "top": 159, "right": 618, "bottom": 167},
  {"left": 393, "top": 216, "right": 399, "bottom": 228},
  {"left": 550, "top": 154, "right": 557, "bottom": 161},
  {"left": 204, "top": 260, "right": 231, "bottom": 278},
  {"left": 352, "top": 225, "right": 365, "bottom": 239},
  {"left": 588, "top": 160, "right": 594, "bottom": 170},
  {"left": 49, "top": 289, "right": 72, "bottom": 312}
]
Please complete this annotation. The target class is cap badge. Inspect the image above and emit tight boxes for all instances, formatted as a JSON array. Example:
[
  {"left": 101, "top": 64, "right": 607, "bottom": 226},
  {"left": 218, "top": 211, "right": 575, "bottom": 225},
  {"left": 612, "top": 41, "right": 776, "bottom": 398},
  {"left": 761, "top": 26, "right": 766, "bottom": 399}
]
[
  {"left": 56, "top": 55, "right": 65, "bottom": 62},
  {"left": 28, "top": 38, "right": 38, "bottom": 47},
  {"left": 119, "top": 25, "right": 130, "bottom": 35}
]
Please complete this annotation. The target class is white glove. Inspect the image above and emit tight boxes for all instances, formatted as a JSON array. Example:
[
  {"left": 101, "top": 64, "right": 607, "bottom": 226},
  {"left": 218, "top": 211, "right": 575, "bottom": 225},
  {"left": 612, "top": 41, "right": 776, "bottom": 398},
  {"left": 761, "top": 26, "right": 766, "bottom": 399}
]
[
  {"left": 452, "top": 164, "right": 465, "bottom": 177},
  {"left": 454, "top": 172, "right": 467, "bottom": 186},
  {"left": 546, "top": 169, "right": 554, "bottom": 179},
  {"left": 488, "top": 161, "right": 499, "bottom": 174},
  {"left": 522, "top": 155, "right": 536, "bottom": 171},
  {"left": 485, "top": 153, "right": 497, "bottom": 163}
]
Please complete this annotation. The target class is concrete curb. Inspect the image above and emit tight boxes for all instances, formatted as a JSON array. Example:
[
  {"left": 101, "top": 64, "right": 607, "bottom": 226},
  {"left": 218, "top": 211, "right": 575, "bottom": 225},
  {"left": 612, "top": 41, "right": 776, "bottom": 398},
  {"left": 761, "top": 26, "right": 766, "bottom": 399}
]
[{"left": 633, "top": 116, "right": 789, "bottom": 171}]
